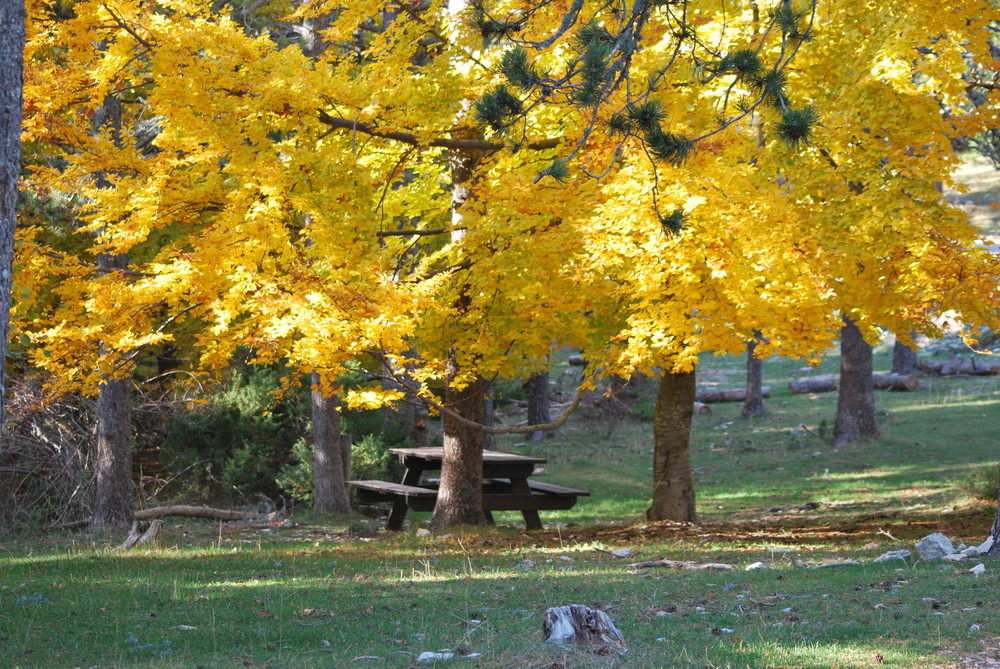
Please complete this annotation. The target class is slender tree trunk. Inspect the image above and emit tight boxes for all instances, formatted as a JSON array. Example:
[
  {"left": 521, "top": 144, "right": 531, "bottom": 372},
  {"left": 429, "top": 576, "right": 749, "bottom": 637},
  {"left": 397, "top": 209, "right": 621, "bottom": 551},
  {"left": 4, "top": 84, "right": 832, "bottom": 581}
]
[
  {"left": 741, "top": 334, "right": 764, "bottom": 418},
  {"left": 0, "top": 0, "right": 25, "bottom": 430},
  {"left": 91, "top": 358, "right": 135, "bottom": 530},
  {"left": 833, "top": 316, "right": 878, "bottom": 448},
  {"left": 988, "top": 461, "right": 1000, "bottom": 557},
  {"left": 891, "top": 334, "right": 918, "bottom": 375},
  {"left": 525, "top": 371, "right": 552, "bottom": 441},
  {"left": 431, "top": 367, "right": 489, "bottom": 530},
  {"left": 647, "top": 368, "right": 697, "bottom": 523},
  {"left": 311, "top": 371, "right": 350, "bottom": 514}
]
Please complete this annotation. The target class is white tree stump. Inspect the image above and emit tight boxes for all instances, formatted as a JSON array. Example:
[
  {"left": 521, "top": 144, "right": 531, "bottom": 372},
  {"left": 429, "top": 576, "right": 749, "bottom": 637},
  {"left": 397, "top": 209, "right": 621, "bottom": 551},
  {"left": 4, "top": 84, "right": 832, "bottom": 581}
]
[
  {"left": 543, "top": 604, "right": 627, "bottom": 655},
  {"left": 118, "top": 519, "right": 163, "bottom": 549}
]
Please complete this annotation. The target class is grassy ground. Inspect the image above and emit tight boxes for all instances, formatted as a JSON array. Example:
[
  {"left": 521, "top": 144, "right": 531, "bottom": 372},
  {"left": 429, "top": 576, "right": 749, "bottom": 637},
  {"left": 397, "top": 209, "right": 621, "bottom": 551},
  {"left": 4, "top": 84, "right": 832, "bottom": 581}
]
[
  {"left": 1, "top": 343, "right": 997, "bottom": 669},
  {"left": 1, "top": 156, "right": 997, "bottom": 669}
]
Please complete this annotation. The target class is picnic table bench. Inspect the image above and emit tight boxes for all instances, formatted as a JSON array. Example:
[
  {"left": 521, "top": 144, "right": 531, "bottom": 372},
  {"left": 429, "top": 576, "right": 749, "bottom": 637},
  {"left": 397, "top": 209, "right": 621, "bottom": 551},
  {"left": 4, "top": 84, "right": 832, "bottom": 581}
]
[{"left": 349, "top": 447, "right": 589, "bottom": 531}]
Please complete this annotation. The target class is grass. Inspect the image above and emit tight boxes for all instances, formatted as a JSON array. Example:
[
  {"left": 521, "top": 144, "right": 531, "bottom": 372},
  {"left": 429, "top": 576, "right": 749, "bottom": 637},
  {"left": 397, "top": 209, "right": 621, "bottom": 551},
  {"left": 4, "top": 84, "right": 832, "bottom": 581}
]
[{"left": 1, "top": 342, "right": 998, "bottom": 668}]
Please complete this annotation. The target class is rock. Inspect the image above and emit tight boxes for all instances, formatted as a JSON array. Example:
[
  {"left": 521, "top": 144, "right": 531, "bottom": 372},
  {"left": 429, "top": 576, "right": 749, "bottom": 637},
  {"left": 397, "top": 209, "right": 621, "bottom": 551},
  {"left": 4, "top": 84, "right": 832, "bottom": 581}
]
[
  {"left": 969, "top": 564, "right": 986, "bottom": 577},
  {"left": 745, "top": 561, "right": 769, "bottom": 571},
  {"left": 874, "top": 550, "right": 911, "bottom": 563},
  {"left": 915, "top": 533, "right": 954, "bottom": 561},
  {"left": 417, "top": 651, "right": 455, "bottom": 662},
  {"left": 610, "top": 548, "right": 634, "bottom": 558},
  {"left": 941, "top": 553, "right": 969, "bottom": 562},
  {"left": 977, "top": 536, "right": 994, "bottom": 555},
  {"left": 963, "top": 546, "right": 982, "bottom": 556},
  {"left": 416, "top": 529, "right": 431, "bottom": 538}
]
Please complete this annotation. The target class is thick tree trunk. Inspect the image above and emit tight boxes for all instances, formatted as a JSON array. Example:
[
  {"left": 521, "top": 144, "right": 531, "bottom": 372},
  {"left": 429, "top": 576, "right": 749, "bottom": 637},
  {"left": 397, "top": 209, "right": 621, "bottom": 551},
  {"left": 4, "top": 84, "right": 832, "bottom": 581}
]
[
  {"left": 525, "top": 371, "right": 551, "bottom": 441},
  {"left": 431, "top": 369, "right": 490, "bottom": 530},
  {"left": 741, "top": 336, "right": 765, "bottom": 418},
  {"left": 833, "top": 316, "right": 878, "bottom": 448},
  {"left": 647, "top": 368, "right": 697, "bottom": 523},
  {"left": 91, "top": 370, "right": 135, "bottom": 531},
  {"left": 891, "top": 335, "right": 918, "bottom": 375},
  {"left": 0, "top": 0, "right": 25, "bottom": 429},
  {"left": 311, "top": 371, "right": 350, "bottom": 514}
]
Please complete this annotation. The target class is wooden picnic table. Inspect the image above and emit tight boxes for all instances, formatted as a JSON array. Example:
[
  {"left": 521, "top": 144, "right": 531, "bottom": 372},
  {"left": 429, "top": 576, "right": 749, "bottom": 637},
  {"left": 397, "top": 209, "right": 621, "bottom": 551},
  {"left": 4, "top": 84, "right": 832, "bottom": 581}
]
[{"left": 349, "top": 447, "right": 588, "bottom": 531}]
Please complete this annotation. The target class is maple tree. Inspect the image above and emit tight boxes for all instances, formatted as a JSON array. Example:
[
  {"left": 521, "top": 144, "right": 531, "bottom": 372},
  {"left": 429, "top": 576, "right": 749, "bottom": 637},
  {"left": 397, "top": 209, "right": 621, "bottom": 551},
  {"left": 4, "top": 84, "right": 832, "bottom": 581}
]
[{"left": 14, "top": 0, "right": 1000, "bottom": 530}]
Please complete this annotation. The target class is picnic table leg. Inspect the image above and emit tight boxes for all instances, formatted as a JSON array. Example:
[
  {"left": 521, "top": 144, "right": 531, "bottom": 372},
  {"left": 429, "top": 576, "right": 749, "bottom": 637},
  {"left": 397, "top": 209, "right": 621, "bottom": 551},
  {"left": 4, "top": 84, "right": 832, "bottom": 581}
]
[
  {"left": 386, "top": 498, "right": 409, "bottom": 531},
  {"left": 510, "top": 478, "right": 543, "bottom": 530}
]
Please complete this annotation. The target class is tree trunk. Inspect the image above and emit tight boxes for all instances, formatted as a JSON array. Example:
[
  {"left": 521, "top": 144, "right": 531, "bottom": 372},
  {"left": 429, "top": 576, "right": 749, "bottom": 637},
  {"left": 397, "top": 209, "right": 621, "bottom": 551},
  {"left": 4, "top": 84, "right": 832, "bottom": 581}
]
[
  {"left": 647, "top": 368, "right": 697, "bottom": 523},
  {"left": 891, "top": 334, "right": 918, "bottom": 375},
  {"left": 430, "top": 368, "right": 490, "bottom": 530},
  {"left": 742, "top": 335, "right": 765, "bottom": 417},
  {"left": 525, "top": 371, "right": 551, "bottom": 441},
  {"left": 833, "top": 316, "right": 878, "bottom": 448},
  {"left": 989, "top": 461, "right": 1000, "bottom": 557},
  {"left": 0, "top": 0, "right": 25, "bottom": 429},
  {"left": 91, "top": 369, "right": 134, "bottom": 531},
  {"left": 311, "top": 371, "right": 350, "bottom": 514}
]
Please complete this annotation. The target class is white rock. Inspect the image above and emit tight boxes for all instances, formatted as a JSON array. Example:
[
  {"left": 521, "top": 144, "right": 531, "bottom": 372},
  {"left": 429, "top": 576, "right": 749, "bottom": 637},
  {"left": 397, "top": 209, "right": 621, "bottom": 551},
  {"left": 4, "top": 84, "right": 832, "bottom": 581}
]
[
  {"left": 745, "top": 561, "right": 769, "bottom": 571},
  {"left": 873, "top": 550, "right": 911, "bottom": 563},
  {"left": 977, "top": 536, "right": 994, "bottom": 554},
  {"left": 941, "top": 553, "right": 969, "bottom": 562},
  {"left": 969, "top": 564, "right": 986, "bottom": 577},
  {"left": 417, "top": 651, "right": 455, "bottom": 662},
  {"left": 970, "top": 624, "right": 981, "bottom": 632},
  {"left": 416, "top": 528, "right": 431, "bottom": 538},
  {"left": 610, "top": 548, "right": 634, "bottom": 558},
  {"left": 915, "top": 533, "right": 954, "bottom": 561}
]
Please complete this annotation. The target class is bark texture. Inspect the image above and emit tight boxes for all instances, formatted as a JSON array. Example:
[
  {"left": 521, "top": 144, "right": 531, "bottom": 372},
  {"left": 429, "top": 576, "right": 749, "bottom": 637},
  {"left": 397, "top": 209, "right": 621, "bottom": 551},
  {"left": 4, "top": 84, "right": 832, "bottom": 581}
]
[
  {"left": 648, "top": 369, "right": 697, "bottom": 523},
  {"left": 431, "top": 370, "right": 490, "bottom": 529},
  {"left": 741, "top": 336, "right": 765, "bottom": 417},
  {"left": 525, "top": 371, "right": 552, "bottom": 441},
  {"left": 311, "top": 371, "right": 351, "bottom": 514},
  {"left": 833, "top": 316, "right": 878, "bottom": 448},
  {"left": 0, "top": 0, "right": 25, "bottom": 429},
  {"left": 788, "top": 375, "right": 838, "bottom": 395},
  {"left": 91, "top": 369, "right": 135, "bottom": 531},
  {"left": 891, "top": 337, "right": 918, "bottom": 375}
]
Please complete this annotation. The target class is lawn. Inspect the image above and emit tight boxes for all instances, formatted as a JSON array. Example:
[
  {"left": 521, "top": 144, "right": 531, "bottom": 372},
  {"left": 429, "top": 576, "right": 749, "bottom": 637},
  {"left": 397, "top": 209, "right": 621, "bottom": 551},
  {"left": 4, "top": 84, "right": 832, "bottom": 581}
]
[{"left": 1, "top": 340, "right": 997, "bottom": 669}]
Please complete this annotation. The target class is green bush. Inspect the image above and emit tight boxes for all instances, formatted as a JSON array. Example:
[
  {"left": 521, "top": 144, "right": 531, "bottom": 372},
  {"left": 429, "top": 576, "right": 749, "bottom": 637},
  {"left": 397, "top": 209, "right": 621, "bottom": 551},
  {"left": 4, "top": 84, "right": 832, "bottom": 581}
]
[{"left": 276, "top": 433, "right": 399, "bottom": 505}]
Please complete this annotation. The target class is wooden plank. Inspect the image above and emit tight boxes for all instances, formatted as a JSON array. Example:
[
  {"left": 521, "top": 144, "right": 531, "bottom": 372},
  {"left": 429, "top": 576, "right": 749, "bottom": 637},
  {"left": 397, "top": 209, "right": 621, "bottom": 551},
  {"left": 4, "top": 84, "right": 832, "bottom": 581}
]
[
  {"left": 486, "top": 479, "right": 590, "bottom": 497},
  {"left": 482, "top": 493, "right": 580, "bottom": 512},
  {"left": 348, "top": 480, "right": 438, "bottom": 497}
]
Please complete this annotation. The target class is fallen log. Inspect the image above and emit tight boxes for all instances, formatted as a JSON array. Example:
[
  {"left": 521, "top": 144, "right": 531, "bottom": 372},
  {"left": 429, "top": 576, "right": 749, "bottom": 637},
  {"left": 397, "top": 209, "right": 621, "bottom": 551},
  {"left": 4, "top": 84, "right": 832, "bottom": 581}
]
[
  {"left": 693, "top": 401, "right": 712, "bottom": 415},
  {"left": 133, "top": 505, "right": 275, "bottom": 521},
  {"left": 788, "top": 375, "right": 837, "bottom": 395},
  {"left": 918, "top": 356, "right": 1000, "bottom": 376},
  {"left": 627, "top": 558, "right": 734, "bottom": 570},
  {"left": 543, "top": 604, "right": 627, "bottom": 655},
  {"left": 872, "top": 373, "right": 919, "bottom": 391},
  {"left": 695, "top": 387, "right": 770, "bottom": 403},
  {"left": 567, "top": 354, "right": 587, "bottom": 366}
]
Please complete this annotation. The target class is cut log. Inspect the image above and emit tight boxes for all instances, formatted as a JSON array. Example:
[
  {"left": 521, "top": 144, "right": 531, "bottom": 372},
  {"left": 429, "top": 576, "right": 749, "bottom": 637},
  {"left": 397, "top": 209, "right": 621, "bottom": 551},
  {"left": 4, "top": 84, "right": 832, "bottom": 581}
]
[
  {"left": 788, "top": 375, "right": 837, "bottom": 395},
  {"left": 118, "top": 519, "right": 163, "bottom": 549},
  {"left": 133, "top": 505, "right": 274, "bottom": 521},
  {"left": 567, "top": 354, "right": 587, "bottom": 366},
  {"left": 543, "top": 604, "right": 627, "bottom": 655},
  {"left": 872, "top": 373, "right": 919, "bottom": 391},
  {"left": 918, "top": 356, "right": 1000, "bottom": 376},
  {"left": 695, "top": 386, "right": 770, "bottom": 403},
  {"left": 693, "top": 401, "right": 712, "bottom": 415}
]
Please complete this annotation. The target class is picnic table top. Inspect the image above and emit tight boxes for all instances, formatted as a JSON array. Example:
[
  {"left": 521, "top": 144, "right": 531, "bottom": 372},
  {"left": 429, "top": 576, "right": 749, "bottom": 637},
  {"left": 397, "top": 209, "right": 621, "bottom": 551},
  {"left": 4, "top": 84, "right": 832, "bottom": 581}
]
[{"left": 389, "top": 447, "right": 546, "bottom": 467}]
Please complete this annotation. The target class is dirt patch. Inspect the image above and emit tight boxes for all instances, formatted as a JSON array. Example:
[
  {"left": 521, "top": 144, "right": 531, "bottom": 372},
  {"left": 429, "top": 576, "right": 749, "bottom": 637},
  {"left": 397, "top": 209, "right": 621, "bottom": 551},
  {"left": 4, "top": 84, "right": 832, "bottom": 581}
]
[{"left": 937, "top": 637, "right": 1000, "bottom": 668}]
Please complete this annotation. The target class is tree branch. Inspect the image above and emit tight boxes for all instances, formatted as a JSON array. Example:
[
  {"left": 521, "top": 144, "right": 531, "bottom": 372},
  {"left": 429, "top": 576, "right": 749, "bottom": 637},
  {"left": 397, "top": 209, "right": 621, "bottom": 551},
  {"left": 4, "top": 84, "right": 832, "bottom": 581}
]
[
  {"left": 316, "top": 112, "right": 560, "bottom": 152},
  {"left": 376, "top": 226, "right": 462, "bottom": 238}
]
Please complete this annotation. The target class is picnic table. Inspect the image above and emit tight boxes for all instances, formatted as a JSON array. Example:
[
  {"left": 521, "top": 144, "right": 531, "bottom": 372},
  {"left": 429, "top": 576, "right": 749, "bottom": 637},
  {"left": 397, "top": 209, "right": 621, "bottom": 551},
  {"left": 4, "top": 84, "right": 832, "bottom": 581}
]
[{"left": 349, "top": 447, "right": 589, "bottom": 531}]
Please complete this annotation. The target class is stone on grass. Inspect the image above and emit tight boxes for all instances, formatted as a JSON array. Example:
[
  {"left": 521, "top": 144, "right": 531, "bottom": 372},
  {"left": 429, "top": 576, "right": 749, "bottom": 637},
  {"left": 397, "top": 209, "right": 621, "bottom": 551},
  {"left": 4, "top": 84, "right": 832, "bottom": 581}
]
[
  {"left": 915, "top": 533, "right": 954, "bottom": 561},
  {"left": 745, "top": 561, "right": 769, "bottom": 571},
  {"left": 873, "top": 549, "right": 911, "bottom": 563},
  {"left": 941, "top": 553, "right": 968, "bottom": 562},
  {"left": 969, "top": 564, "right": 986, "bottom": 577},
  {"left": 978, "top": 536, "right": 994, "bottom": 555},
  {"left": 417, "top": 651, "right": 454, "bottom": 662}
]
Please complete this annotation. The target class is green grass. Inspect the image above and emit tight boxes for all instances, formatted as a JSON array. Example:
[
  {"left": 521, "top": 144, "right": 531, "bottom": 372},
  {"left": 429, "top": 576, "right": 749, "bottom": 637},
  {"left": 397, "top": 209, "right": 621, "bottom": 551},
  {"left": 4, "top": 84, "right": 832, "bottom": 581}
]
[{"left": 1, "top": 342, "right": 998, "bottom": 668}]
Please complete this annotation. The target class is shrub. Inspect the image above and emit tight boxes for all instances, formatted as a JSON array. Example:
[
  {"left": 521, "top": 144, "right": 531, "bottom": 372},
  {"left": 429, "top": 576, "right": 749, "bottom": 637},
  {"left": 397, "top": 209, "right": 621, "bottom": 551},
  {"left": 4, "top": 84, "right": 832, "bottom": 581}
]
[{"left": 957, "top": 463, "right": 1000, "bottom": 500}]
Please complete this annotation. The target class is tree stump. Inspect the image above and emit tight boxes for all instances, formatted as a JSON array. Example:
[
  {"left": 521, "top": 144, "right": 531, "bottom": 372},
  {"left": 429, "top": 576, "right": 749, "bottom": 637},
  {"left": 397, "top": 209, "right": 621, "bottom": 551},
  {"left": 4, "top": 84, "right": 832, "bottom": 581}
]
[
  {"left": 543, "top": 604, "right": 627, "bottom": 655},
  {"left": 118, "top": 519, "right": 163, "bottom": 549}
]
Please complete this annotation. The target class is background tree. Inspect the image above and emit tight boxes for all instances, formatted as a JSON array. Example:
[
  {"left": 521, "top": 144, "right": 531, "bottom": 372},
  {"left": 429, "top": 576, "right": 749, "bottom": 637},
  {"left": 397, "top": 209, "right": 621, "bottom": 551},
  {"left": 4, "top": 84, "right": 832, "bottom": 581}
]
[{"left": 0, "top": 0, "right": 25, "bottom": 428}]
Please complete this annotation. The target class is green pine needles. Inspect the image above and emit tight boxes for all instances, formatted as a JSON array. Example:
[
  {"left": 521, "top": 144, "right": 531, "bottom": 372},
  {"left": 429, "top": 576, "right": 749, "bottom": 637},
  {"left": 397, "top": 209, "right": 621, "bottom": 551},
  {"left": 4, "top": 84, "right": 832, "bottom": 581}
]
[
  {"left": 777, "top": 106, "right": 817, "bottom": 147},
  {"left": 473, "top": 85, "right": 524, "bottom": 133}
]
